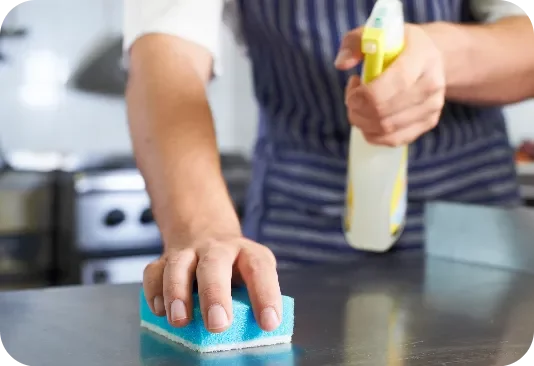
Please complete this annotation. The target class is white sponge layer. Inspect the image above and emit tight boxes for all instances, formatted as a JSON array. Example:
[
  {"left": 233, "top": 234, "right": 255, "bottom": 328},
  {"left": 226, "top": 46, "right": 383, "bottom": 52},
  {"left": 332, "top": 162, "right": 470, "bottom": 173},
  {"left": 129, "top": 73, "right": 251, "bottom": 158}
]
[{"left": 140, "top": 321, "right": 292, "bottom": 353}]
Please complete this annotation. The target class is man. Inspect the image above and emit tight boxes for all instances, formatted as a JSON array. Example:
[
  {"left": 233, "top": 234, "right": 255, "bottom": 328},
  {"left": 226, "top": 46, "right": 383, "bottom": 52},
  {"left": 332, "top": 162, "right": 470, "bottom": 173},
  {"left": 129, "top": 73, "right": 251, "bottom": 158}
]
[{"left": 123, "top": 0, "right": 533, "bottom": 334}]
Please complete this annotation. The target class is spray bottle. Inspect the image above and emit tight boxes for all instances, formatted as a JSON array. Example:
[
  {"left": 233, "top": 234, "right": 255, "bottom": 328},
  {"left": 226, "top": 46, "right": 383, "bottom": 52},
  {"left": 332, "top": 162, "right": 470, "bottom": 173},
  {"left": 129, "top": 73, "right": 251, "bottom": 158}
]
[{"left": 344, "top": 0, "right": 408, "bottom": 252}]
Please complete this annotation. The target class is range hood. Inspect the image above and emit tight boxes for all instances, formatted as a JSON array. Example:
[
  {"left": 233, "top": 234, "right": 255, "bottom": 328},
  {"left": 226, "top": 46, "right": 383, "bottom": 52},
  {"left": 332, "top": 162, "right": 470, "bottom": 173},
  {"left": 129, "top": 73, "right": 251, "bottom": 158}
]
[{"left": 68, "top": 35, "right": 126, "bottom": 96}]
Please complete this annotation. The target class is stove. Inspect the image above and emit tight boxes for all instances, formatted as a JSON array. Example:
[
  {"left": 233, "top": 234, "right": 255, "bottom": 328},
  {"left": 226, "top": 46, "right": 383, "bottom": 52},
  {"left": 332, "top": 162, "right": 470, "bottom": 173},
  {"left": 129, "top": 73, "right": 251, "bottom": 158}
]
[
  {"left": 55, "top": 153, "right": 251, "bottom": 286},
  {"left": 0, "top": 171, "right": 54, "bottom": 289}
]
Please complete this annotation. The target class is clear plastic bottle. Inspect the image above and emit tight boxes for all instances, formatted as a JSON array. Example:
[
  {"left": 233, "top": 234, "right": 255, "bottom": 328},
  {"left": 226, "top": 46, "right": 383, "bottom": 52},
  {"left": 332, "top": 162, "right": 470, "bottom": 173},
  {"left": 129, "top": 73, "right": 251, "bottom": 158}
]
[{"left": 344, "top": 0, "right": 408, "bottom": 252}]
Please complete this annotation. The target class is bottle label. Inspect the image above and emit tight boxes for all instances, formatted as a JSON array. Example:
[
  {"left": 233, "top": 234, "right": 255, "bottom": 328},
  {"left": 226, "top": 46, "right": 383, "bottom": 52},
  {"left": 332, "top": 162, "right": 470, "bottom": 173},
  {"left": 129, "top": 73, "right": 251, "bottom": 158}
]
[
  {"left": 345, "top": 147, "right": 407, "bottom": 238},
  {"left": 389, "top": 147, "right": 408, "bottom": 236}
]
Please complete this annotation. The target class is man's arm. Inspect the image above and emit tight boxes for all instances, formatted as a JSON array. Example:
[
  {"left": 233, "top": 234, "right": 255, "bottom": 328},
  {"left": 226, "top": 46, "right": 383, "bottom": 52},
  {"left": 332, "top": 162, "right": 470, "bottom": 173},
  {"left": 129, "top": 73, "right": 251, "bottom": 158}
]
[
  {"left": 422, "top": 1, "right": 534, "bottom": 105},
  {"left": 124, "top": 1, "right": 241, "bottom": 247},
  {"left": 126, "top": 36, "right": 241, "bottom": 247}
]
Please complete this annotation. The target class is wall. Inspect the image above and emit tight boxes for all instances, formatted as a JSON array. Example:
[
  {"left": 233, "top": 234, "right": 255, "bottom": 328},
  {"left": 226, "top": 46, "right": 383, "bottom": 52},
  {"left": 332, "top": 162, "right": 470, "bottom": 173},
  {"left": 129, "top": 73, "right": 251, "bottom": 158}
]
[
  {"left": 209, "top": 27, "right": 259, "bottom": 154},
  {"left": 0, "top": 0, "right": 258, "bottom": 156},
  {"left": 0, "top": 0, "right": 131, "bottom": 154},
  {"left": 0, "top": 0, "right": 531, "bottom": 158},
  {"left": 505, "top": 101, "right": 534, "bottom": 146}
]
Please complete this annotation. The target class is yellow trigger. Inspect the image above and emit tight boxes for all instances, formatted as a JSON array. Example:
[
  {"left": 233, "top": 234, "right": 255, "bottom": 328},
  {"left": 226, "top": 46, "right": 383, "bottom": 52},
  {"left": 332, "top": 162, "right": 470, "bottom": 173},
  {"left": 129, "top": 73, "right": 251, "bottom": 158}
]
[{"left": 361, "top": 27, "right": 385, "bottom": 84}]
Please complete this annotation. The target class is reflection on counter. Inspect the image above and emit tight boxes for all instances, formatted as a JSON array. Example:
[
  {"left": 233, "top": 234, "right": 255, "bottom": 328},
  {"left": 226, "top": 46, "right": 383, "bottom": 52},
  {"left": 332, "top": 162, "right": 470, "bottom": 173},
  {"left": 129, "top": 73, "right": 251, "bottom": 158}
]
[
  {"left": 140, "top": 330, "right": 299, "bottom": 366},
  {"left": 422, "top": 257, "right": 534, "bottom": 363},
  {"left": 344, "top": 293, "right": 407, "bottom": 366},
  {"left": 423, "top": 258, "right": 517, "bottom": 321}
]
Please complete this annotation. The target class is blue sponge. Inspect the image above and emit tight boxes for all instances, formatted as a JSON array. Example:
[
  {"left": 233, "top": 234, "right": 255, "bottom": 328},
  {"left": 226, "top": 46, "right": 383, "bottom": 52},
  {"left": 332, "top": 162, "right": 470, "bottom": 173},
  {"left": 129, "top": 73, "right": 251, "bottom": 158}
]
[
  {"left": 139, "top": 287, "right": 294, "bottom": 353},
  {"left": 140, "top": 330, "right": 297, "bottom": 365}
]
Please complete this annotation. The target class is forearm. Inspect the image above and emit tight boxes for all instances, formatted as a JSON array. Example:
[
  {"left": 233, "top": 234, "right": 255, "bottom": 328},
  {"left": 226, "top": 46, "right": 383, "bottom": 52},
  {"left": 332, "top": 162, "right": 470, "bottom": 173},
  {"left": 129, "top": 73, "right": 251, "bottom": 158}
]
[
  {"left": 126, "top": 35, "right": 241, "bottom": 248},
  {"left": 423, "top": 16, "right": 534, "bottom": 105}
]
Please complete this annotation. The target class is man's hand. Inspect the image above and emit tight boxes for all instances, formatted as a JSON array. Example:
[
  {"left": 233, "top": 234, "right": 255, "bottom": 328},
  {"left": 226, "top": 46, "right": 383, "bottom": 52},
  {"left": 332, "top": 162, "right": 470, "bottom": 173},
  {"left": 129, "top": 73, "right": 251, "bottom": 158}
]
[
  {"left": 335, "top": 25, "right": 446, "bottom": 147},
  {"left": 143, "top": 236, "right": 282, "bottom": 333}
]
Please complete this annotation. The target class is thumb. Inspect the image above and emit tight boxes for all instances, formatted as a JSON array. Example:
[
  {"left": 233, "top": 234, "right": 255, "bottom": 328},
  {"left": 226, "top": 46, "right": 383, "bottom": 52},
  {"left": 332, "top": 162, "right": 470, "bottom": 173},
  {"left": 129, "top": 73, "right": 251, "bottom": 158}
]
[{"left": 335, "top": 27, "right": 364, "bottom": 70}]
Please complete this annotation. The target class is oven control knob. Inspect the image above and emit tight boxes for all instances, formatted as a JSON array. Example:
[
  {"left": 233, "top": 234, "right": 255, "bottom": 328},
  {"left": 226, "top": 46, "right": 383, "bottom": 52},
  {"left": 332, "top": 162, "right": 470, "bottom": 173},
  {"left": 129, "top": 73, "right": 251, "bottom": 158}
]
[
  {"left": 104, "top": 209, "right": 125, "bottom": 227},
  {"left": 93, "top": 270, "right": 108, "bottom": 284},
  {"left": 140, "top": 208, "right": 154, "bottom": 224}
]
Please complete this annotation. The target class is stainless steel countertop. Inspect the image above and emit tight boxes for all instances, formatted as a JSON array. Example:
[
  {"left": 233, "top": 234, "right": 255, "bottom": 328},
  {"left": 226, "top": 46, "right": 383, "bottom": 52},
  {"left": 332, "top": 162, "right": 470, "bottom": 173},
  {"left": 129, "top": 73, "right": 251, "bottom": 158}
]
[{"left": 1, "top": 253, "right": 533, "bottom": 366}]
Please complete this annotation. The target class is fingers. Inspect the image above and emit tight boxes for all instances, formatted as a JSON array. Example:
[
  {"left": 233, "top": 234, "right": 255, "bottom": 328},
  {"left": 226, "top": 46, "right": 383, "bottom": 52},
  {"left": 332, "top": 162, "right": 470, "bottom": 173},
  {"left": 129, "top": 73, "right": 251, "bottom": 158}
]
[
  {"left": 143, "top": 258, "right": 166, "bottom": 316},
  {"left": 162, "top": 249, "right": 198, "bottom": 327},
  {"left": 196, "top": 243, "right": 237, "bottom": 333},
  {"left": 237, "top": 245, "right": 282, "bottom": 332},
  {"left": 346, "top": 56, "right": 443, "bottom": 121},
  {"left": 346, "top": 77, "right": 424, "bottom": 125},
  {"left": 342, "top": 25, "right": 446, "bottom": 146},
  {"left": 365, "top": 46, "right": 427, "bottom": 104},
  {"left": 146, "top": 239, "right": 282, "bottom": 336},
  {"left": 375, "top": 65, "right": 445, "bottom": 118},
  {"left": 363, "top": 111, "right": 441, "bottom": 147},
  {"left": 344, "top": 75, "right": 361, "bottom": 102},
  {"left": 335, "top": 28, "right": 364, "bottom": 70},
  {"left": 348, "top": 89, "right": 444, "bottom": 134},
  {"left": 379, "top": 91, "right": 443, "bottom": 130},
  {"left": 361, "top": 26, "right": 440, "bottom": 104}
]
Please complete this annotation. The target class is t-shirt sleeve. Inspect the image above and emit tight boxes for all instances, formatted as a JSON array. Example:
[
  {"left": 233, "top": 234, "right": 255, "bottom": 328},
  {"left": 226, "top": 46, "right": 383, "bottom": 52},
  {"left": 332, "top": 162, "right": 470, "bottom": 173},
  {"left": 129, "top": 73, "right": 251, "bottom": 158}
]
[
  {"left": 470, "top": 0, "right": 526, "bottom": 23},
  {"left": 122, "top": 0, "right": 225, "bottom": 76}
]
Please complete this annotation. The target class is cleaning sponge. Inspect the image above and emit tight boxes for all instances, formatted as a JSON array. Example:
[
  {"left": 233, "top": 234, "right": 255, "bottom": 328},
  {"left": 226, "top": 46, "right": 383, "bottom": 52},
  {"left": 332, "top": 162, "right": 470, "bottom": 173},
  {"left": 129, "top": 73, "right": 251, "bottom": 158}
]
[
  {"left": 139, "top": 287, "right": 294, "bottom": 353},
  {"left": 140, "top": 330, "right": 297, "bottom": 365}
]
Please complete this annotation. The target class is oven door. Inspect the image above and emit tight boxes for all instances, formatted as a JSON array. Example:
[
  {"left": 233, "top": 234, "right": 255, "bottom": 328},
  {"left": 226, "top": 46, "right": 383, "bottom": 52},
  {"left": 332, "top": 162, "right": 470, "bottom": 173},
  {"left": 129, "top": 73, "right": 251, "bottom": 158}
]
[{"left": 81, "top": 255, "right": 158, "bottom": 285}]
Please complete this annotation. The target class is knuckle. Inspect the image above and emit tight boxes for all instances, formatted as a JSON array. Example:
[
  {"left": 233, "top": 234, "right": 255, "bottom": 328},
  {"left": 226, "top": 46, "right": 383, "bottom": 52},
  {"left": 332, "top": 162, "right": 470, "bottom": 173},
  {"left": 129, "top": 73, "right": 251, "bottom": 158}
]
[
  {"left": 365, "top": 89, "right": 380, "bottom": 108},
  {"left": 241, "top": 245, "right": 277, "bottom": 275},
  {"left": 144, "top": 277, "right": 160, "bottom": 289},
  {"left": 363, "top": 133, "right": 375, "bottom": 144},
  {"left": 379, "top": 119, "right": 394, "bottom": 134},
  {"left": 163, "top": 282, "right": 185, "bottom": 299},
  {"left": 385, "top": 137, "right": 402, "bottom": 147},
  {"left": 257, "top": 244, "right": 278, "bottom": 266},
  {"left": 263, "top": 248, "right": 277, "bottom": 267},
  {"left": 166, "top": 248, "right": 195, "bottom": 265},
  {"left": 434, "top": 76, "right": 446, "bottom": 91},
  {"left": 347, "top": 111, "right": 358, "bottom": 126},
  {"left": 164, "top": 276, "right": 187, "bottom": 297},
  {"left": 427, "top": 117, "right": 439, "bottom": 129},
  {"left": 397, "top": 66, "right": 412, "bottom": 89},
  {"left": 200, "top": 283, "right": 224, "bottom": 303},
  {"left": 143, "top": 261, "right": 162, "bottom": 281},
  {"left": 242, "top": 255, "right": 267, "bottom": 276},
  {"left": 375, "top": 106, "right": 389, "bottom": 121},
  {"left": 431, "top": 96, "right": 445, "bottom": 112},
  {"left": 197, "top": 246, "right": 227, "bottom": 271},
  {"left": 166, "top": 256, "right": 183, "bottom": 266},
  {"left": 427, "top": 73, "right": 445, "bottom": 93},
  {"left": 143, "top": 262, "right": 157, "bottom": 277},
  {"left": 430, "top": 48, "right": 444, "bottom": 65},
  {"left": 162, "top": 251, "right": 197, "bottom": 299}
]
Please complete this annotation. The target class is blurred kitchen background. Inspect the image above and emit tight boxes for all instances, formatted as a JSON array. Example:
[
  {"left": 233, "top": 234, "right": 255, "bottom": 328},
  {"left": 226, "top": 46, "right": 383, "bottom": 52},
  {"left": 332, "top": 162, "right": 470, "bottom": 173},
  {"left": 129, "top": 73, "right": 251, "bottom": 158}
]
[{"left": 0, "top": 0, "right": 533, "bottom": 290}]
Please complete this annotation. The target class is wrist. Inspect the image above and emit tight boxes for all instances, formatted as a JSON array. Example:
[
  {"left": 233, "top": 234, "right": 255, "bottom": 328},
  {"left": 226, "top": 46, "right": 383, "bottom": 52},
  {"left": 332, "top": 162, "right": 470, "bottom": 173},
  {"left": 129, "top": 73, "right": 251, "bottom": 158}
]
[{"left": 419, "top": 22, "right": 474, "bottom": 93}]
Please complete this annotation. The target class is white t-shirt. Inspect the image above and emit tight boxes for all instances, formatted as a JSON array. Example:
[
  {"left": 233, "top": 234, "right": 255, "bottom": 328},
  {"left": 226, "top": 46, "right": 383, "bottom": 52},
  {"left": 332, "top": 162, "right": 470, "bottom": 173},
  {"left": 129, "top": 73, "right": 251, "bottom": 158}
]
[{"left": 122, "top": 0, "right": 526, "bottom": 75}]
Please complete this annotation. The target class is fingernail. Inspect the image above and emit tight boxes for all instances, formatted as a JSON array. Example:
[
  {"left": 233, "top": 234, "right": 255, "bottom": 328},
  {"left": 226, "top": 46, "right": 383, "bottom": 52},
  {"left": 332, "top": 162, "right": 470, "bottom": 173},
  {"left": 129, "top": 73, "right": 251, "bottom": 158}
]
[
  {"left": 171, "top": 300, "right": 188, "bottom": 322},
  {"left": 260, "top": 307, "right": 280, "bottom": 331},
  {"left": 208, "top": 304, "right": 229, "bottom": 330},
  {"left": 335, "top": 49, "right": 352, "bottom": 65},
  {"left": 154, "top": 296, "right": 165, "bottom": 315}
]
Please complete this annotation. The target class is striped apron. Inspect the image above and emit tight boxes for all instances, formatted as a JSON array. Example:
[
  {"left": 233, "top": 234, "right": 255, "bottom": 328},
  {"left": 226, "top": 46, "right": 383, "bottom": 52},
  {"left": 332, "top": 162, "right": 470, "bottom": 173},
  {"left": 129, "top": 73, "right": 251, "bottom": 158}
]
[{"left": 236, "top": 0, "right": 520, "bottom": 267}]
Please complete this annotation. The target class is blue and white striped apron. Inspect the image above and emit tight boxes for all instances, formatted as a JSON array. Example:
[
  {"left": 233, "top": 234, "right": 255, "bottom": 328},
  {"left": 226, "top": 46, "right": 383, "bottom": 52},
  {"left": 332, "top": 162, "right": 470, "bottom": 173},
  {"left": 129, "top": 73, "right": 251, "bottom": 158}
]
[{"left": 237, "top": 0, "right": 520, "bottom": 266}]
